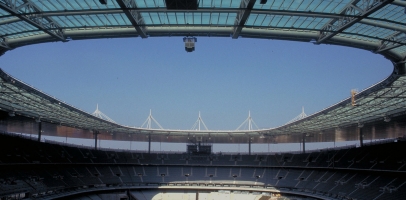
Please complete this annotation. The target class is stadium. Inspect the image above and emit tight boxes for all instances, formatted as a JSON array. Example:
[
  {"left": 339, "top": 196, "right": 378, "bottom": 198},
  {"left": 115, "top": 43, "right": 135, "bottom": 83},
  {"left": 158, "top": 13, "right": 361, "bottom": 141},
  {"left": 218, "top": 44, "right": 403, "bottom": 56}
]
[{"left": 1, "top": 0, "right": 406, "bottom": 199}]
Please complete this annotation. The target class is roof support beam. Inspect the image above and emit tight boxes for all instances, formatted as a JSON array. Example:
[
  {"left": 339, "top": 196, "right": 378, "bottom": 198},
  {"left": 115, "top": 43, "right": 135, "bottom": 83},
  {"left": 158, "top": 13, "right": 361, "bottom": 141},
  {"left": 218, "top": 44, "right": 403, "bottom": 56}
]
[
  {"left": 232, "top": 0, "right": 257, "bottom": 39},
  {"left": 392, "top": 0, "right": 406, "bottom": 6},
  {"left": 316, "top": 0, "right": 394, "bottom": 44},
  {"left": 374, "top": 32, "right": 405, "bottom": 53},
  {"left": 359, "top": 20, "right": 406, "bottom": 53},
  {"left": 0, "top": 8, "right": 368, "bottom": 19},
  {"left": 116, "top": 0, "right": 148, "bottom": 38},
  {"left": 360, "top": 19, "right": 406, "bottom": 33},
  {"left": 0, "top": 37, "right": 10, "bottom": 49},
  {"left": 0, "top": 0, "right": 66, "bottom": 41}
]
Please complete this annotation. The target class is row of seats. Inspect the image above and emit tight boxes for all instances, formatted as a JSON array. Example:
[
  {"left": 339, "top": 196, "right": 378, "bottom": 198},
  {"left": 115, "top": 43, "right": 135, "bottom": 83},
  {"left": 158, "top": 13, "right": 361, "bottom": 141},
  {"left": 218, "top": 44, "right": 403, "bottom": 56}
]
[
  {"left": 1, "top": 132, "right": 406, "bottom": 200},
  {"left": 1, "top": 163, "right": 406, "bottom": 200}
]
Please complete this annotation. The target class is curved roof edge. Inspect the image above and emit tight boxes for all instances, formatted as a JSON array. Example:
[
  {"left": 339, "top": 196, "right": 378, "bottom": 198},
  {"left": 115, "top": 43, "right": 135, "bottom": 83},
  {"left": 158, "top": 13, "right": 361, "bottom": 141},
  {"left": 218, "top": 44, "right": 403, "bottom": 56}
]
[
  {"left": 1, "top": 62, "right": 406, "bottom": 141},
  {"left": 3, "top": 28, "right": 406, "bottom": 62}
]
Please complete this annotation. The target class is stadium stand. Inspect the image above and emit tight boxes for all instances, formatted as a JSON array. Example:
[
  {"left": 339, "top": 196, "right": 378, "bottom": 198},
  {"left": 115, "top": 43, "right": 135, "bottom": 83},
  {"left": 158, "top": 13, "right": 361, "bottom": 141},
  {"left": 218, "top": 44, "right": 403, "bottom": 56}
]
[{"left": 1, "top": 132, "right": 406, "bottom": 199}]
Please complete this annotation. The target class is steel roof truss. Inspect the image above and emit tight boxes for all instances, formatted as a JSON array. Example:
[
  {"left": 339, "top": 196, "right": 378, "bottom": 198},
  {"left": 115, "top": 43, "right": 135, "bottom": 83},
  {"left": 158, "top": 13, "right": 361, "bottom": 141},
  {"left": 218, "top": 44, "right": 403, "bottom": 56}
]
[
  {"left": 116, "top": 0, "right": 147, "bottom": 38},
  {"left": 0, "top": 0, "right": 66, "bottom": 41},
  {"left": 0, "top": 37, "right": 10, "bottom": 49},
  {"left": 375, "top": 32, "right": 406, "bottom": 53},
  {"left": 317, "top": 0, "right": 394, "bottom": 44},
  {"left": 232, "top": 0, "right": 256, "bottom": 39}
]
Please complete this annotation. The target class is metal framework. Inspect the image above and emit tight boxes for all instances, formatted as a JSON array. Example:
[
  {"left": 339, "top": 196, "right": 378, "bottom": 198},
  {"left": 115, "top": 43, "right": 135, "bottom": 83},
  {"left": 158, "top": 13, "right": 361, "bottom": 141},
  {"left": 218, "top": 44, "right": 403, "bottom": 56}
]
[
  {"left": 0, "top": 0, "right": 66, "bottom": 41},
  {"left": 191, "top": 112, "right": 209, "bottom": 131},
  {"left": 286, "top": 107, "right": 308, "bottom": 125},
  {"left": 236, "top": 111, "right": 259, "bottom": 131},
  {"left": 116, "top": 0, "right": 147, "bottom": 38},
  {"left": 232, "top": 0, "right": 256, "bottom": 39},
  {"left": 0, "top": 0, "right": 406, "bottom": 143},
  {"left": 141, "top": 110, "right": 164, "bottom": 129},
  {"left": 317, "top": 0, "right": 394, "bottom": 44},
  {"left": 92, "top": 104, "right": 115, "bottom": 123}
]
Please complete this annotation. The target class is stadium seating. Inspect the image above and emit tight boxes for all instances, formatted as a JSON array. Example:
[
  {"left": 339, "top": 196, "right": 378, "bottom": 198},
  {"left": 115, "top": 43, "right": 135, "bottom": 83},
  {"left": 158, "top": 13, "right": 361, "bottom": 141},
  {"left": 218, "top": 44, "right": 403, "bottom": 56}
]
[{"left": 0, "top": 132, "right": 406, "bottom": 199}]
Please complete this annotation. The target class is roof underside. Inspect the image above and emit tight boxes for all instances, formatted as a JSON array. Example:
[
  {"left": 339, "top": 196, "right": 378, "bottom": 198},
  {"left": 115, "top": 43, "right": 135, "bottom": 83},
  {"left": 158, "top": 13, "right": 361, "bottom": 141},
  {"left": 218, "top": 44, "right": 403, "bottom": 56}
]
[{"left": 0, "top": 0, "right": 406, "bottom": 142}]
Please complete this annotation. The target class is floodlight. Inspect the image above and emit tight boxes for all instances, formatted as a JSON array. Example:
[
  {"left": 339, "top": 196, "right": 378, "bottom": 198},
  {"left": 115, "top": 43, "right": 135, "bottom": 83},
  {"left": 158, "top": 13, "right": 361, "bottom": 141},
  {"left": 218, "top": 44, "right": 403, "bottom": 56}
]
[{"left": 184, "top": 37, "right": 197, "bottom": 52}]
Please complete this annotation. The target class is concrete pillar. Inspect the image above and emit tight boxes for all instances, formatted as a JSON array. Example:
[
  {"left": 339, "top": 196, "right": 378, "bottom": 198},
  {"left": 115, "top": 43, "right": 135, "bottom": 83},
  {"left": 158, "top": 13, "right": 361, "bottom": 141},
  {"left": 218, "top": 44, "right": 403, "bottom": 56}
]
[
  {"left": 359, "top": 127, "right": 364, "bottom": 147},
  {"left": 148, "top": 133, "right": 151, "bottom": 154},
  {"left": 248, "top": 137, "right": 251, "bottom": 155},
  {"left": 94, "top": 131, "right": 99, "bottom": 150},
  {"left": 37, "top": 122, "right": 42, "bottom": 142}
]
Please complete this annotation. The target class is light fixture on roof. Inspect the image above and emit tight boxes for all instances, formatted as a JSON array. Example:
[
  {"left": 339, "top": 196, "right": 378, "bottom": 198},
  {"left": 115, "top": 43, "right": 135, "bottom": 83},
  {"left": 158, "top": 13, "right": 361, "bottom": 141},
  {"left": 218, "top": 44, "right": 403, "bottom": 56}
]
[
  {"left": 8, "top": 112, "right": 15, "bottom": 117},
  {"left": 35, "top": 118, "right": 41, "bottom": 123},
  {"left": 358, "top": 122, "right": 364, "bottom": 128},
  {"left": 166, "top": 0, "right": 198, "bottom": 10},
  {"left": 384, "top": 116, "right": 391, "bottom": 122},
  {"left": 183, "top": 37, "right": 197, "bottom": 52}
]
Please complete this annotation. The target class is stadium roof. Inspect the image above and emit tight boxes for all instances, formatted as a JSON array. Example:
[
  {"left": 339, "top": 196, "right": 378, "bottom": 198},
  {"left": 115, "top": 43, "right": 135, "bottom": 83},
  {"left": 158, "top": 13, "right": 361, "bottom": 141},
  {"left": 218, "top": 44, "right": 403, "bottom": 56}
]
[{"left": 0, "top": 0, "right": 406, "bottom": 142}]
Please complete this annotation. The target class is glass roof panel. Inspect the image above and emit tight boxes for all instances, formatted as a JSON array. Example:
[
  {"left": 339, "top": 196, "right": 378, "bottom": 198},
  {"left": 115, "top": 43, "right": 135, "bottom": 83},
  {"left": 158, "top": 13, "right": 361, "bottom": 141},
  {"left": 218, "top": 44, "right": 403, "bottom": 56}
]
[
  {"left": 6, "top": 31, "right": 44, "bottom": 40},
  {"left": 193, "top": 13, "right": 201, "bottom": 24},
  {"left": 246, "top": 14, "right": 328, "bottom": 30},
  {"left": 141, "top": 12, "right": 236, "bottom": 25},
  {"left": 53, "top": 14, "right": 130, "bottom": 27},
  {"left": 2, "top": 0, "right": 25, "bottom": 8},
  {"left": 337, "top": 33, "right": 380, "bottom": 43},
  {"left": 392, "top": 46, "right": 406, "bottom": 55},
  {"left": 176, "top": 13, "right": 185, "bottom": 24},
  {"left": 0, "top": 8, "right": 10, "bottom": 16},
  {"left": 254, "top": 0, "right": 351, "bottom": 13},
  {"left": 31, "top": 0, "right": 120, "bottom": 10},
  {"left": 346, "top": 23, "right": 396, "bottom": 39},
  {"left": 0, "top": 21, "right": 38, "bottom": 36},
  {"left": 369, "top": 4, "right": 406, "bottom": 25},
  {"left": 199, "top": 0, "right": 241, "bottom": 8},
  {"left": 135, "top": 0, "right": 166, "bottom": 8}
]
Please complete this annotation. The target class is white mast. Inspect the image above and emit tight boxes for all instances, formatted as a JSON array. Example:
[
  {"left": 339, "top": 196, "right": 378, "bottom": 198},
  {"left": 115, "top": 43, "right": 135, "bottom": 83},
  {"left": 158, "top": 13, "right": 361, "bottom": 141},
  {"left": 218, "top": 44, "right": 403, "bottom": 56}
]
[
  {"left": 236, "top": 111, "right": 259, "bottom": 130},
  {"left": 92, "top": 104, "right": 115, "bottom": 123},
  {"left": 141, "top": 109, "right": 163, "bottom": 129},
  {"left": 191, "top": 111, "right": 209, "bottom": 130},
  {"left": 286, "top": 106, "right": 308, "bottom": 124}
]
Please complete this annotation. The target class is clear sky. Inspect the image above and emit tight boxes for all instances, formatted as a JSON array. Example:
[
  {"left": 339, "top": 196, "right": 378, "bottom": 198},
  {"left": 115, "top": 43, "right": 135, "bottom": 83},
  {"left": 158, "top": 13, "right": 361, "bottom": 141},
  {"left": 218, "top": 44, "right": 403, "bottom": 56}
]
[{"left": 1, "top": 37, "right": 391, "bottom": 130}]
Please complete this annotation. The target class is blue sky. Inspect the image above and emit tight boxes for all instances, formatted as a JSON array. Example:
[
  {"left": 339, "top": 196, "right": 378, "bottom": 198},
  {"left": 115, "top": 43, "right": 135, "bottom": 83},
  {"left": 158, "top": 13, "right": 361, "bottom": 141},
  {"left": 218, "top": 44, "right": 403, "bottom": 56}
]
[{"left": 1, "top": 37, "right": 391, "bottom": 130}]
